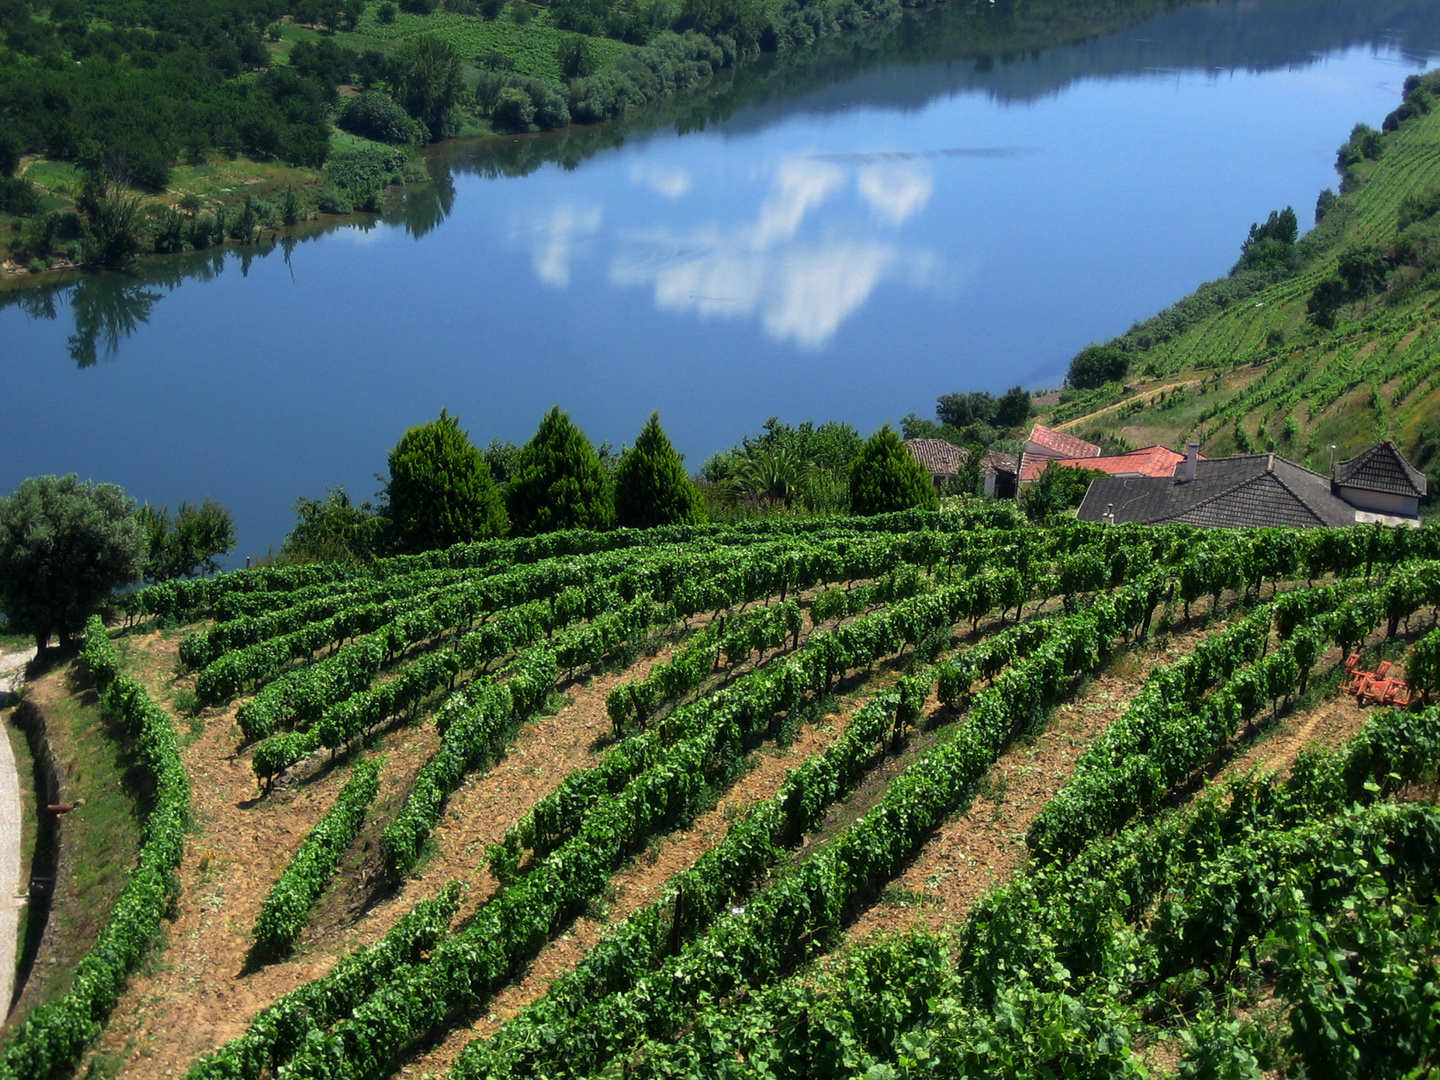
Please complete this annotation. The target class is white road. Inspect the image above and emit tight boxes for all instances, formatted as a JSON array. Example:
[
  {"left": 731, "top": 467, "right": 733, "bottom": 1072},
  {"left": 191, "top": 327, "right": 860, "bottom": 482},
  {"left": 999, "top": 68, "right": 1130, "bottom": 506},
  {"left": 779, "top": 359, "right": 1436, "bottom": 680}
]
[{"left": 0, "top": 647, "right": 34, "bottom": 1014}]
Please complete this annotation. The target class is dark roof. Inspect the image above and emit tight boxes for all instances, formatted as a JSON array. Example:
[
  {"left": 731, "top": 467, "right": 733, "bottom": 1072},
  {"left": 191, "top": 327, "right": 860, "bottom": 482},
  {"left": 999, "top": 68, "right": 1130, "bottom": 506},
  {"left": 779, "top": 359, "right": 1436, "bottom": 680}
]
[
  {"left": 982, "top": 450, "right": 1018, "bottom": 477},
  {"left": 1334, "top": 441, "right": 1428, "bottom": 498},
  {"left": 904, "top": 438, "right": 968, "bottom": 477},
  {"left": 1077, "top": 454, "right": 1357, "bottom": 528}
]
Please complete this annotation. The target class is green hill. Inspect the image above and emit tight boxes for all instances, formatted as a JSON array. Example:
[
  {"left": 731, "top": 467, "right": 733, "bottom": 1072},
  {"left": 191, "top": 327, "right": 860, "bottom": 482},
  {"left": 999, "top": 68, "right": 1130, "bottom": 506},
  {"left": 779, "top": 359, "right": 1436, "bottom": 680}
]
[{"left": 1042, "top": 69, "right": 1440, "bottom": 492}]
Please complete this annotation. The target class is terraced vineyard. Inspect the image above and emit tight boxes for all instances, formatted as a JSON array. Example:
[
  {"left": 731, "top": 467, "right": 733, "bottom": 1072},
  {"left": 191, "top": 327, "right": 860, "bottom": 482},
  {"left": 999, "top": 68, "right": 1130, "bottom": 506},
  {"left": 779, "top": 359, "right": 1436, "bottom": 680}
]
[{"left": 7, "top": 509, "right": 1440, "bottom": 1080}]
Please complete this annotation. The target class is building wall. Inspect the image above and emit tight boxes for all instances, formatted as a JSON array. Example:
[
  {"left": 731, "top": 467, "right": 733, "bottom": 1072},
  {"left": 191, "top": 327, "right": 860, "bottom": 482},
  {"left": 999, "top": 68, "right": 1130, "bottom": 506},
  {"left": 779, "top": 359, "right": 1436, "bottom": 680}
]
[{"left": 1337, "top": 486, "right": 1418, "bottom": 517}]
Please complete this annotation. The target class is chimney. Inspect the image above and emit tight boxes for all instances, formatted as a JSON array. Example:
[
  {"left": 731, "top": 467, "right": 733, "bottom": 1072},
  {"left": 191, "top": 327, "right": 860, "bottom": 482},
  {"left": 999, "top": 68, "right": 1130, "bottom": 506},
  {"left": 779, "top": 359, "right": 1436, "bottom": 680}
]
[{"left": 1184, "top": 441, "right": 1199, "bottom": 483}]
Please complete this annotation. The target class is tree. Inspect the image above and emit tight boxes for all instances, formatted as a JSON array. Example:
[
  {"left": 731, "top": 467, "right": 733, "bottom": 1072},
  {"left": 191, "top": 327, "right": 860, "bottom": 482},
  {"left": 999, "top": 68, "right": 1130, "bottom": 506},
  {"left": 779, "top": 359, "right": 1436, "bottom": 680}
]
[
  {"left": 282, "top": 487, "right": 388, "bottom": 563},
  {"left": 507, "top": 407, "right": 614, "bottom": 535},
  {"left": 558, "top": 34, "right": 597, "bottom": 79},
  {"left": 391, "top": 33, "right": 463, "bottom": 141},
  {"left": 1066, "top": 344, "right": 1129, "bottom": 390},
  {"left": 1020, "top": 464, "right": 1105, "bottom": 522},
  {"left": 0, "top": 475, "right": 147, "bottom": 653},
  {"left": 613, "top": 413, "right": 705, "bottom": 529},
  {"left": 138, "top": 498, "right": 236, "bottom": 581},
  {"left": 936, "top": 391, "right": 995, "bottom": 429},
  {"left": 953, "top": 442, "right": 986, "bottom": 497},
  {"left": 992, "top": 385, "right": 1032, "bottom": 430},
  {"left": 1307, "top": 277, "right": 1348, "bottom": 329},
  {"left": 387, "top": 409, "right": 507, "bottom": 552},
  {"left": 77, "top": 166, "right": 145, "bottom": 269},
  {"left": 849, "top": 425, "right": 940, "bottom": 516},
  {"left": 1337, "top": 245, "right": 1389, "bottom": 299}
]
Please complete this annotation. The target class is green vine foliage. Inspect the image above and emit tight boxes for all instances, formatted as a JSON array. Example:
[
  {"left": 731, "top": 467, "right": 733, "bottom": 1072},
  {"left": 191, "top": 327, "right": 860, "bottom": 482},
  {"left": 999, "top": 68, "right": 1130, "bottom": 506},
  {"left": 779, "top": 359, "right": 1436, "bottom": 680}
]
[
  {"left": 252, "top": 758, "right": 383, "bottom": 960},
  {"left": 0, "top": 618, "right": 189, "bottom": 1080}
]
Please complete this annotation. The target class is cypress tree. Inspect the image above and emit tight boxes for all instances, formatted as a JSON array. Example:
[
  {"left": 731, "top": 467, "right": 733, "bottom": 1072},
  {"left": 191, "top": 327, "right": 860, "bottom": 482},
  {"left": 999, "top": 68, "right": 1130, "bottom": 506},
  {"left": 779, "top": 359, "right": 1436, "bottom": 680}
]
[
  {"left": 613, "top": 413, "right": 706, "bottom": 529},
  {"left": 849, "top": 424, "right": 940, "bottom": 515},
  {"left": 507, "top": 406, "right": 615, "bottom": 535},
  {"left": 387, "top": 409, "right": 507, "bottom": 552}
]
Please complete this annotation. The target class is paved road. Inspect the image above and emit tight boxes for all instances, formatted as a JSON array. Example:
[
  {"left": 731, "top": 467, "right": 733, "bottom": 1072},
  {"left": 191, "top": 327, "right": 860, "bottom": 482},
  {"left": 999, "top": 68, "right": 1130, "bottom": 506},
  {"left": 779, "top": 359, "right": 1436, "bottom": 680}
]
[{"left": 0, "top": 648, "right": 34, "bottom": 1014}]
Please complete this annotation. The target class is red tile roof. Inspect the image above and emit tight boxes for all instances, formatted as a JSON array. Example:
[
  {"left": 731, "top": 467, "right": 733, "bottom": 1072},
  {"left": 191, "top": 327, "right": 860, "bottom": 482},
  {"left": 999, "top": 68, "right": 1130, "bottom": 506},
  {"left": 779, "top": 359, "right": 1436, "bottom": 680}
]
[
  {"left": 1026, "top": 424, "right": 1102, "bottom": 460},
  {"left": 1020, "top": 445, "right": 1188, "bottom": 484}
]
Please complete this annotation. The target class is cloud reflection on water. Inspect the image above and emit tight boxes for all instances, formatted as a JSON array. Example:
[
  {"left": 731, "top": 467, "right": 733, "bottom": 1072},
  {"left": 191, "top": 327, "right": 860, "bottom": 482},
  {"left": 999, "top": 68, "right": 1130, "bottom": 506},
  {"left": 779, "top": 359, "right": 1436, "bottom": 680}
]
[
  {"left": 515, "top": 203, "right": 603, "bottom": 287},
  {"left": 522, "top": 153, "right": 940, "bottom": 347}
]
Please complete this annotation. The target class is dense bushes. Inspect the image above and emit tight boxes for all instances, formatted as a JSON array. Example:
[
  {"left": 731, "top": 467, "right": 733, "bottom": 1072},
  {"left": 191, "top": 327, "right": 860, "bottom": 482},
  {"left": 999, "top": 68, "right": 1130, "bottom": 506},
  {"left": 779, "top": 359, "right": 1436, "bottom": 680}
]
[
  {"left": 477, "top": 73, "right": 572, "bottom": 131},
  {"left": 568, "top": 31, "right": 734, "bottom": 125},
  {"left": 337, "top": 93, "right": 427, "bottom": 146}
]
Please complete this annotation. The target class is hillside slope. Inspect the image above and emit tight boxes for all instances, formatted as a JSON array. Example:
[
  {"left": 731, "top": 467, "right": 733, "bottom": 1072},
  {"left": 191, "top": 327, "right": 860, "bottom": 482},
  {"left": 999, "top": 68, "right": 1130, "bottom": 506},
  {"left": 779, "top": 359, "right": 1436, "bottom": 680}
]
[{"left": 1041, "top": 68, "right": 1440, "bottom": 493}]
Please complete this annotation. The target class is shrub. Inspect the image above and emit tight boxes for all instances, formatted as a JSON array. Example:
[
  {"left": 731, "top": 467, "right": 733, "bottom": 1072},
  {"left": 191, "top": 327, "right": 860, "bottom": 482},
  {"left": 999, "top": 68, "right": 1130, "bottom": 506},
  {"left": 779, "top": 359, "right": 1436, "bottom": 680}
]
[
  {"left": 317, "top": 186, "right": 353, "bottom": 214},
  {"left": 324, "top": 145, "right": 408, "bottom": 191},
  {"left": 478, "top": 73, "right": 569, "bottom": 132},
  {"left": 1020, "top": 464, "right": 1104, "bottom": 522},
  {"left": 1066, "top": 344, "right": 1129, "bottom": 390},
  {"left": 0, "top": 176, "right": 39, "bottom": 216},
  {"left": 338, "top": 93, "right": 427, "bottom": 146},
  {"left": 491, "top": 86, "right": 537, "bottom": 132},
  {"left": 377, "top": 0, "right": 397, "bottom": 20}
]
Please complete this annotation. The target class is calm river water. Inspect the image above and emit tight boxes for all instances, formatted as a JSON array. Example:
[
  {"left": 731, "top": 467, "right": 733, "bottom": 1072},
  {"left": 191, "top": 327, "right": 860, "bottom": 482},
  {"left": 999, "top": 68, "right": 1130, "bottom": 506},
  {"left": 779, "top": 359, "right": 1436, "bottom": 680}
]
[{"left": 3, "top": 0, "right": 1440, "bottom": 556}]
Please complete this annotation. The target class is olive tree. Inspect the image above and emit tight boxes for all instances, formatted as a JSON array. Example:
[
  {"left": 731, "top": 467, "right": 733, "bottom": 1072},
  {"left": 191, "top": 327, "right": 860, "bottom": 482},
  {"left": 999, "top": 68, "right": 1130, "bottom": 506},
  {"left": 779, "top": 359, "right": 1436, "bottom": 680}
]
[{"left": 0, "top": 475, "right": 147, "bottom": 653}]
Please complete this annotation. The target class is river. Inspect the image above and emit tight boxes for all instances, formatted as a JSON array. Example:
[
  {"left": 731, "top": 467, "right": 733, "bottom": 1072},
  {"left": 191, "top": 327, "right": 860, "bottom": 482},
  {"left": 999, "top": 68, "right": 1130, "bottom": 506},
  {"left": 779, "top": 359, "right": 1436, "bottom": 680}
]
[{"left": 2, "top": 0, "right": 1440, "bottom": 557}]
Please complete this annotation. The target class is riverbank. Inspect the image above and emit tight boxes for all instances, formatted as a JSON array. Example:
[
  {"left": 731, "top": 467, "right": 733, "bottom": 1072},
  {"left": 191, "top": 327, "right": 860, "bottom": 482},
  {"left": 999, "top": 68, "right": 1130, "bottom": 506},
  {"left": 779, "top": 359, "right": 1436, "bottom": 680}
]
[{"left": 0, "top": 0, "right": 1187, "bottom": 283}]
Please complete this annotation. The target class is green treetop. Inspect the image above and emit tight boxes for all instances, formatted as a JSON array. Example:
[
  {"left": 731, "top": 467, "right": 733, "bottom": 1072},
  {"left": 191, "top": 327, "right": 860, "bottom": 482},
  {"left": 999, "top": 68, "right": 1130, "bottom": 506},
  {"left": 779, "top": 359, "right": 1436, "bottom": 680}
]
[
  {"left": 613, "top": 413, "right": 706, "bottom": 529},
  {"left": 138, "top": 497, "right": 236, "bottom": 581},
  {"left": 507, "top": 406, "right": 615, "bottom": 536},
  {"left": 387, "top": 410, "right": 508, "bottom": 552},
  {"left": 849, "top": 424, "right": 940, "bottom": 516},
  {"left": 0, "top": 475, "right": 147, "bottom": 652}
]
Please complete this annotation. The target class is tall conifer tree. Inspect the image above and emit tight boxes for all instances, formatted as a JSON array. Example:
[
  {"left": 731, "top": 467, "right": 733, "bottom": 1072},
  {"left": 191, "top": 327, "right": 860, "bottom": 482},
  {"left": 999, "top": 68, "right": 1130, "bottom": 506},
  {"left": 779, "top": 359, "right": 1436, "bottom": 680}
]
[
  {"left": 387, "top": 409, "right": 507, "bottom": 552},
  {"left": 507, "top": 406, "right": 615, "bottom": 535},
  {"left": 849, "top": 424, "right": 940, "bottom": 515},
  {"left": 614, "top": 413, "right": 705, "bottom": 529}
]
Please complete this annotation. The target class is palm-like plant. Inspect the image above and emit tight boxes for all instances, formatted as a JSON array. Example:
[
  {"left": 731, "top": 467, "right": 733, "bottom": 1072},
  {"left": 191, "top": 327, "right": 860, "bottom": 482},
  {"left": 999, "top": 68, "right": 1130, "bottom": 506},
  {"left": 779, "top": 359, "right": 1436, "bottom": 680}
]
[{"left": 726, "top": 447, "right": 805, "bottom": 508}]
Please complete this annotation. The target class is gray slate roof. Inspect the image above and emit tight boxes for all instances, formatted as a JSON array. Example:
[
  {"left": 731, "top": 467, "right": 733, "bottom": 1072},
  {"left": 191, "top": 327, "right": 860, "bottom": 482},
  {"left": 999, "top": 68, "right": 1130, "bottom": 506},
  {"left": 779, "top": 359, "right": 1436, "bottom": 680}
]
[
  {"left": 1334, "top": 440, "right": 1429, "bottom": 498},
  {"left": 1077, "top": 454, "right": 1357, "bottom": 528}
]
